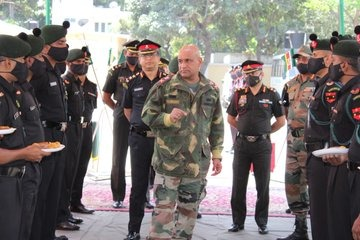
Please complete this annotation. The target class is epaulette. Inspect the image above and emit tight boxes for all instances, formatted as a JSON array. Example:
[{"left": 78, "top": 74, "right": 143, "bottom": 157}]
[
  {"left": 122, "top": 72, "right": 140, "bottom": 89},
  {"left": 108, "top": 63, "right": 126, "bottom": 76},
  {"left": 267, "top": 86, "right": 277, "bottom": 92},
  {"left": 110, "top": 63, "right": 126, "bottom": 71},
  {"left": 158, "top": 75, "right": 172, "bottom": 85},
  {"left": 209, "top": 80, "right": 219, "bottom": 91},
  {"left": 159, "top": 71, "right": 168, "bottom": 79}
]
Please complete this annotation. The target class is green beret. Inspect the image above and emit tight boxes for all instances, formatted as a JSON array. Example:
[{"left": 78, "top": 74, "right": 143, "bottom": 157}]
[
  {"left": 66, "top": 46, "right": 91, "bottom": 62},
  {"left": 18, "top": 28, "right": 44, "bottom": 56},
  {"left": 309, "top": 33, "right": 331, "bottom": 51},
  {"left": 41, "top": 21, "right": 70, "bottom": 44},
  {"left": 0, "top": 34, "right": 31, "bottom": 58},
  {"left": 168, "top": 56, "right": 178, "bottom": 74},
  {"left": 332, "top": 40, "right": 360, "bottom": 59}
]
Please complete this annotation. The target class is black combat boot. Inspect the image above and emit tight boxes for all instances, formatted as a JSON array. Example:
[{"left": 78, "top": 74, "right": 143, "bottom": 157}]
[{"left": 276, "top": 215, "right": 309, "bottom": 240}]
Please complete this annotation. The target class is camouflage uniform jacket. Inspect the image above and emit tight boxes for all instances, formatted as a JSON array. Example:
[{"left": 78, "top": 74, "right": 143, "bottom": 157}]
[
  {"left": 141, "top": 73, "right": 224, "bottom": 179},
  {"left": 282, "top": 74, "right": 315, "bottom": 130}
]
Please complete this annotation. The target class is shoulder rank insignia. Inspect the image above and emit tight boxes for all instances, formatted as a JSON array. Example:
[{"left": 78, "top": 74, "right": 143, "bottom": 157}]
[
  {"left": 268, "top": 86, "right": 276, "bottom": 92},
  {"left": 209, "top": 80, "right": 219, "bottom": 91},
  {"left": 122, "top": 72, "right": 140, "bottom": 89},
  {"left": 158, "top": 75, "right": 172, "bottom": 85},
  {"left": 159, "top": 71, "right": 168, "bottom": 78}
]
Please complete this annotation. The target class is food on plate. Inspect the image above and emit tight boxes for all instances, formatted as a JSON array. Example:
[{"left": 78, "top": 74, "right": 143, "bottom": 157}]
[{"left": 38, "top": 141, "right": 61, "bottom": 149}]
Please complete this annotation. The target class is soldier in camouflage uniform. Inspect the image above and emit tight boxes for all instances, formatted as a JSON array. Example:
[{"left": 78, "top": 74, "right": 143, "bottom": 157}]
[
  {"left": 142, "top": 44, "right": 224, "bottom": 240},
  {"left": 123, "top": 39, "right": 167, "bottom": 240},
  {"left": 277, "top": 46, "right": 315, "bottom": 240}
]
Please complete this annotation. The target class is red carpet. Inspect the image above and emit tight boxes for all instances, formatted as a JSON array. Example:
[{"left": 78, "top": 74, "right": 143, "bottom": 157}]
[{"left": 82, "top": 181, "right": 290, "bottom": 217}]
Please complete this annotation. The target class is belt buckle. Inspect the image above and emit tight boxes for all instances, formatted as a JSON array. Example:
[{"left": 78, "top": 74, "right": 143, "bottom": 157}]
[
  {"left": 60, "top": 122, "right": 67, "bottom": 132},
  {"left": 18, "top": 166, "right": 26, "bottom": 178},
  {"left": 82, "top": 122, "right": 88, "bottom": 128},
  {"left": 246, "top": 136, "right": 257, "bottom": 142}
]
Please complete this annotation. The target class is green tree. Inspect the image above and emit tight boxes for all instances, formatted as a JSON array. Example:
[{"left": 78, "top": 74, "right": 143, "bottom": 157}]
[{"left": 0, "top": 0, "right": 45, "bottom": 28}]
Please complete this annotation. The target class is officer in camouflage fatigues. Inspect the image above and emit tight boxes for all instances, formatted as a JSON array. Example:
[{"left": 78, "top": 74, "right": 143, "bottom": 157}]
[
  {"left": 278, "top": 46, "right": 315, "bottom": 240},
  {"left": 142, "top": 44, "right": 224, "bottom": 240}
]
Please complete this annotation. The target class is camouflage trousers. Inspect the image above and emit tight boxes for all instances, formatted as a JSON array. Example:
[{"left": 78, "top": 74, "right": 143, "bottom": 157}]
[
  {"left": 285, "top": 132, "right": 309, "bottom": 214},
  {"left": 148, "top": 173, "right": 206, "bottom": 240}
]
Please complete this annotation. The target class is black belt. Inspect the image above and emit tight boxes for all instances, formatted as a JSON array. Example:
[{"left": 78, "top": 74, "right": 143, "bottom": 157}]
[
  {"left": 290, "top": 128, "right": 304, "bottom": 138},
  {"left": 68, "top": 116, "right": 84, "bottom": 123},
  {"left": 348, "top": 162, "right": 360, "bottom": 172},
  {"left": 0, "top": 165, "right": 26, "bottom": 178},
  {"left": 305, "top": 141, "right": 326, "bottom": 152},
  {"left": 237, "top": 133, "right": 269, "bottom": 143},
  {"left": 41, "top": 121, "right": 67, "bottom": 132},
  {"left": 130, "top": 126, "right": 155, "bottom": 138}
]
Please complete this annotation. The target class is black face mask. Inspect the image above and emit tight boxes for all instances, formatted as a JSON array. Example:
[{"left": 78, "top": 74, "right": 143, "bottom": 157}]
[
  {"left": 70, "top": 63, "right": 88, "bottom": 75},
  {"left": 328, "top": 63, "right": 344, "bottom": 82},
  {"left": 126, "top": 56, "right": 138, "bottom": 65},
  {"left": 296, "top": 63, "right": 308, "bottom": 74},
  {"left": 308, "top": 57, "right": 325, "bottom": 74},
  {"left": 29, "top": 58, "right": 46, "bottom": 76},
  {"left": 48, "top": 45, "right": 69, "bottom": 62},
  {"left": 55, "top": 62, "right": 66, "bottom": 74},
  {"left": 246, "top": 75, "right": 261, "bottom": 87},
  {"left": 11, "top": 60, "right": 28, "bottom": 82}
]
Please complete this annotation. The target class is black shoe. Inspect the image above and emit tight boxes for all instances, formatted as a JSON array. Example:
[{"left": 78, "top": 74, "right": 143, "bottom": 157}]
[
  {"left": 258, "top": 225, "right": 269, "bottom": 234},
  {"left": 197, "top": 212, "right": 202, "bottom": 219},
  {"left": 124, "top": 232, "right": 140, "bottom": 240},
  {"left": 228, "top": 224, "right": 244, "bottom": 232},
  {"left": 56, "top": 221, "right": 80, "bottom": 231},
  {"left": 70, "top": 204, "right": 95, "bottom": 214},
  {"left": 54, "top": 236, "right": 68, "bottom": 240},
  {"left": 112, "top": 200, "right": 126, "bottom": 209},
  {"left": 68, "top": 215, "right": 83, "bottom": 224},
  {"left": 145, "top": 201, "right": 154, "bottom": 209}
]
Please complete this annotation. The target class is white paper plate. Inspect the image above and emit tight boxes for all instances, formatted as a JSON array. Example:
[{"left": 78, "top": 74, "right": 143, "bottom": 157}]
[
  {"left": 41, "top": 144, "right": 65, "bottom": 153},
  {"left": 0, "top": 127, "right": 16, "bottom": 135},
  {"left": 312, "top": 147, "right": 348, "bottom": 157}
]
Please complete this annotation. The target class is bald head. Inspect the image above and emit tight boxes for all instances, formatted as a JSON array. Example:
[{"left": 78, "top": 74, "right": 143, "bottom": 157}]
[
  {"left": 178, "top": 44, "right": 202, "bottom": 83},
  {"left": 179, "top": 44, "right": 201, "bottom": 58}
]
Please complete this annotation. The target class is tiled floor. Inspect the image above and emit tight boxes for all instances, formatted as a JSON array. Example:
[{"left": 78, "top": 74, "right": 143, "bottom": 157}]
[{"left": 56, "top": 211, "right": 312, "bottom": 240}]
